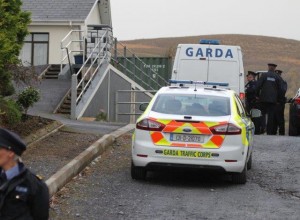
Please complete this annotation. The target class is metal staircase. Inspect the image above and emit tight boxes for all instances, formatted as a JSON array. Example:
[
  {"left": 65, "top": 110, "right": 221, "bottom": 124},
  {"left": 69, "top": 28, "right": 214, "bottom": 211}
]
[{"left": 58, "top": 25, "right": 167, "bottom": 120}]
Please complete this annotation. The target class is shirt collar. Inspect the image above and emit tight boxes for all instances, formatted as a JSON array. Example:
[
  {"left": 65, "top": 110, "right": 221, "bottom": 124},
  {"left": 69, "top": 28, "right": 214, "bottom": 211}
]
[{"left": 5, "top": 164, "right": 20, "bottom": 181}]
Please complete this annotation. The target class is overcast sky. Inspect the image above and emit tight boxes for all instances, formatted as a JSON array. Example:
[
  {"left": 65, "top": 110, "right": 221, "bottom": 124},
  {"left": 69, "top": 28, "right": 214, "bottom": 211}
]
[{"left": 110, "top": 0, "right": 300, "bottom": 41}]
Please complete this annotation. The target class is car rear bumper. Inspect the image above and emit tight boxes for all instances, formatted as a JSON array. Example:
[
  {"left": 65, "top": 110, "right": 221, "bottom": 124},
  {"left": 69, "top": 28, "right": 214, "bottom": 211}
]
[{"left": 132, "top": 140, "right": 248, "bottom": 173}]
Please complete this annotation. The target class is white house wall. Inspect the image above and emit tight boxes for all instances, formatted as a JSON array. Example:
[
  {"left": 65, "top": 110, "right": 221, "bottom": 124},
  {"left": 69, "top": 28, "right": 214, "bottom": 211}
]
[{"left": 27, "top": 25, "right": 78, "bottom": 64}]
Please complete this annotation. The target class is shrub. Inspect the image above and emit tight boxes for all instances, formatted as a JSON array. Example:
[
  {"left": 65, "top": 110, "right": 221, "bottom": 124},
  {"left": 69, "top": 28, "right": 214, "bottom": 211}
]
[
  {"left": 17, "top": 87, "right": 40, "bottom": 115},
  {"left": 0, "top": 97, "right": 22, "bottom": 125}
]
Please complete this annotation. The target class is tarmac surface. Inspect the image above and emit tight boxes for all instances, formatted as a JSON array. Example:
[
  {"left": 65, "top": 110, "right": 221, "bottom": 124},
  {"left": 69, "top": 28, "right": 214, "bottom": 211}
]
[{"left": 50, "top": 134, "right": 300, "bottom": 220}]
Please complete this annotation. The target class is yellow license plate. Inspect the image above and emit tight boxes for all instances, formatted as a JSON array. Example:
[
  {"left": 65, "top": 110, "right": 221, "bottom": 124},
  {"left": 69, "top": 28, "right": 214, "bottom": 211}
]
[{"left": 163, "top": 149, "right": 211, "bottom": 158}]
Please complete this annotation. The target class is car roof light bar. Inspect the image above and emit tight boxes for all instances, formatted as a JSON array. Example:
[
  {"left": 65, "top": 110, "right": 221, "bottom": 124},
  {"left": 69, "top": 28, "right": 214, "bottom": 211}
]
[
  {"left": 169, "top": 79, "right": 229, "bottom": 87},
  {"left": 199, "top": 39, "right": 220, "bottom": 45}
]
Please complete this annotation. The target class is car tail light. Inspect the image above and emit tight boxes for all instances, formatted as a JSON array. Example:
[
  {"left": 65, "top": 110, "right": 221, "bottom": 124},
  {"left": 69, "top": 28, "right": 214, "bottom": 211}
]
[
  {"left": 136, "top": 119, "right": 165, "bottom": 131},
  {"left": 210, "top": 123, "right": 241, "bottom": 135},
  {"left": 239, "top": 93, "right": 245, "bottom": 100},
  {"left": 294, "top": 98, "right": 300, "bottom": 105}
]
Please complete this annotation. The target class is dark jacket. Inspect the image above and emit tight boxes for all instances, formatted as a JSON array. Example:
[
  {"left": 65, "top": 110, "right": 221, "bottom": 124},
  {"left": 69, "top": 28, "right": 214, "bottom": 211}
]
[
  {"left": 278, "top": 75, "right": 288, "bottom": 103},
  {"left": 255, "top": 71, "right": 282, "bottom": 104},
  {"left": 245, "top": 79, "right": 257, "bottom": 110},
  {"left": 0, "top": 163, "right": 49, "bottom": 220}
]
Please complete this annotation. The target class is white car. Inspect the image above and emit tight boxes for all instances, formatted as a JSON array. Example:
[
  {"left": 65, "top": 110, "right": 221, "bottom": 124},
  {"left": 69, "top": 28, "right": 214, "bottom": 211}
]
[{"left": 131, "top": 81, "right": 255, "bottom": 184}]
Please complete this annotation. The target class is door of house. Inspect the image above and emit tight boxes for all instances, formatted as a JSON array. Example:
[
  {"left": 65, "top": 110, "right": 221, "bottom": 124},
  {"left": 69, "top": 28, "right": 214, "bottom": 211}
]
[{"left": 20, "top": 33, "right": 49, "bottom": 66}]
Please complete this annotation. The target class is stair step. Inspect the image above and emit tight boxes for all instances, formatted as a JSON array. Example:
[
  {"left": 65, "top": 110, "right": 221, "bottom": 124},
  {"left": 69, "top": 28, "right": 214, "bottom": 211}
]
[
  {"left": 45, "top": 72, "right": 59, "bottom": 76},
  {"left": 44, "top": 75, "right": 58, "bottom": 79},
  {"left": 60, "top": 104, "right": 71, "bottom": 109},
  {"left": 58, "top": 109, "right": 71, "bottom": 114}
]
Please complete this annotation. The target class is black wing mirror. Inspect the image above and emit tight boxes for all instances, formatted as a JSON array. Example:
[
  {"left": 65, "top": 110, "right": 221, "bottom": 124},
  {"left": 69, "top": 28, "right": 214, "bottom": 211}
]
[{"left": 139, "top": 103, "right": 149, "bottom": 112}]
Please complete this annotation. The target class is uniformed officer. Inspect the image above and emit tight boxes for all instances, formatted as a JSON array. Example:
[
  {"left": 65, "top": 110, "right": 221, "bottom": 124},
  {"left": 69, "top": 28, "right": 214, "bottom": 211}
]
[
  {"left": 255, "top": 63, "right": 282, "bottom": 135},
  {"left": 245, "top": 71, "right": 262, "bottom": 134},
  {"left": 245, "top": 71, "right": 257, "bottom": 113},
  {"left": 273, "top": 70, "right": 288, "bottom": 135},
  {"left": 0, "top": 128, "right": 49, "bottom": 220}
]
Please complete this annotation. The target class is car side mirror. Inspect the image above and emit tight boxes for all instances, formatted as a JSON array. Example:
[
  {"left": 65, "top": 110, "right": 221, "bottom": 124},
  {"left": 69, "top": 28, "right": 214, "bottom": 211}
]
[
  {"left": 250, "top": 109, "right": 262, "bottom": 118},
  {"left": 139, "top": 103, "right": 149, "bottom": 112}
]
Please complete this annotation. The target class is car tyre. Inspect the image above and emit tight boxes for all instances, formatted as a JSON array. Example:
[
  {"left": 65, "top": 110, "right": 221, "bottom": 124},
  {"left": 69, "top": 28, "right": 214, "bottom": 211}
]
[
  {"left": 131, "top": 162, "right": 147, "bottom": 180},
  {"left": 232, "top": 163, "right": 247, "bottom": 184},
  {"left": 247, "top": 153, "right": 252, "bottom": 170}
]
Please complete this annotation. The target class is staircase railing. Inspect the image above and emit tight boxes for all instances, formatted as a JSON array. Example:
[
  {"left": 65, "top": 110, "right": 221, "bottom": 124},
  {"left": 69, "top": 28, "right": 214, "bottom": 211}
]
[
  {"left": 71, "top": 30, "right": 109, "bottom": 119},
  {"left": 60, "top": 30, "right": 85, "bottom": 72},
  {"left": 111, "top": 38, "right": 168, "bottom": 90}
]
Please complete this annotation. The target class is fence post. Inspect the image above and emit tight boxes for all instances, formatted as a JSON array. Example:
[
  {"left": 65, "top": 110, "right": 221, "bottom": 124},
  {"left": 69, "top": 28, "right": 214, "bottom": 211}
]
[
  {"left": 124, "top": 46, "right": 127, "bottom": 75},
  {"left": 133, "top": 54, "right": 136, "bottom": 82},
  {"left": 114, "top": 38, "right": 118, "bottom": 61},
  {"left": 71, "top": 74, "right": 78, "bottom": 120}
]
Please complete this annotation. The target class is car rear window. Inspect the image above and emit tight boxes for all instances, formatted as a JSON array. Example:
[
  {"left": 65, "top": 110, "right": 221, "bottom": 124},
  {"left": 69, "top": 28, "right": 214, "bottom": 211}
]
[{"left": 152, "top": 94, "right": 231, "bottom": 116}]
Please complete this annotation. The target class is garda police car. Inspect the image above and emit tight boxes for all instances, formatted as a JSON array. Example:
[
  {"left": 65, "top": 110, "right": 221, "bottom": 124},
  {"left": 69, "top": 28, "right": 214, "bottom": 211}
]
[
  {"left": 172, "top": 40, "right": 245, "bottom": 100},
  {"left": 131, "top": 80, "right": 255, "bottom": 184}
]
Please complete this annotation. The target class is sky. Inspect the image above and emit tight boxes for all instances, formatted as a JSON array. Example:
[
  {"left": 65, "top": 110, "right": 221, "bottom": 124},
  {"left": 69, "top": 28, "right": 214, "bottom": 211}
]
[{"left": 110, "top": 0, "right": 300, "bottom": 41}]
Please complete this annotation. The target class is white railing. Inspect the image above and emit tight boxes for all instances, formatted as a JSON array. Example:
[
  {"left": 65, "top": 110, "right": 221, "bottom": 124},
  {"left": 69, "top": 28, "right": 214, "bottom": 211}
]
[
  {"left": 71, "top": 30, "right": 109, "bottom": 119},
  {"left": 60, "top": 30, "right": 85, "bottom": 72}
]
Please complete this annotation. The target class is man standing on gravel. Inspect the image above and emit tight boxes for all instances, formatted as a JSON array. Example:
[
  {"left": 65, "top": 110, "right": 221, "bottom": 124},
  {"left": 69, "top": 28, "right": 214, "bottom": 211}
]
[
  {"left": 0, "top": 128, "right": 49, "bottom": 220},
  {"left": 256, "top": 63, "right": 282, "bottom": 135}
]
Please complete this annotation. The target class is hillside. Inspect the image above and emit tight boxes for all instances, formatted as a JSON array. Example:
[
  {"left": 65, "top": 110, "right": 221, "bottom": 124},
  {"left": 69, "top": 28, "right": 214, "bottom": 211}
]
[{"left": 121, "top": 34, "right": 300, "bottom": 98}]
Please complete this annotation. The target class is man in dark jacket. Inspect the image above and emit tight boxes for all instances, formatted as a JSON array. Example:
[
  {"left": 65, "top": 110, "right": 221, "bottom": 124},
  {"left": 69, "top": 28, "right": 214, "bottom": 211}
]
[
  {"left": 245, "top": 71, "right": 262, "bottom": 134},
  {"left": 245, "top": 71, "right": 257, "bottom": 112},
  {"left": 256, "top": 63, "right": 282, "bottom": 135},
  {"left": 273, "top": 70, "right": 288, "bottom": 135},
  {"left": 0, "top": 128, "right": 49, "bottom": 220}
]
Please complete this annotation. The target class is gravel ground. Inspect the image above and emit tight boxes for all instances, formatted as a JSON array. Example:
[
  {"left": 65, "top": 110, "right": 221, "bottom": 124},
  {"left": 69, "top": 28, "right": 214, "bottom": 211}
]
[
  {"left": 50, "top": 134, "right": 300, "bottom": 220},
  {"left": 22, "top": 130, "right": 101, "bottom": 180}
]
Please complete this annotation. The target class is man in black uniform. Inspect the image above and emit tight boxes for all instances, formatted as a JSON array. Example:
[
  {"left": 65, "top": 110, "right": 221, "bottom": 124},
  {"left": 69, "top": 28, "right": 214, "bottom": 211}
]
[
  {"left": 273, "top": 70, "right": 288, "bottom": 135},
  {"left": 245, "top": 71, "right": 257, "bottom": 112},
  {"left": 255, "top": 63, "right": 282, "bottom": 135},
  {"left": 0, "top": 128, "right": 49, "bottom": 220},
  {"left": 245, "top": 71, "right": 261, "bottom": 134}
]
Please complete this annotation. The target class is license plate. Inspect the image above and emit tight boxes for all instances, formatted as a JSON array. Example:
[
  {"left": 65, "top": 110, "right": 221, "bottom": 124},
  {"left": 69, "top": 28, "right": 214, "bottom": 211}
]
[
  {"left": 163, "top": 149, "right": 211, "bottom": 158},
  {"left": 170, "top": 133, "right": 204, "bottom": 143}
]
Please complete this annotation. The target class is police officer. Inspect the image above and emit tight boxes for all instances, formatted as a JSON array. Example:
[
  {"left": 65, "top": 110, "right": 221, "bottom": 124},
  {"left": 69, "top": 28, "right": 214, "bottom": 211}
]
[
  {"left": 0, "top": 128, "right": 49, "bottom": 220},
  {"left": 273, "top": 70, "right": 288, "bottom": 135},
  {"left": 245, "top": 71, "right": 257, "bottom": 112},
  {"left": 245, "top": 71, "right": 262, "bottom": 134},
  {"left": 255, "top": 63, "right": 282, "bottom": 135}
]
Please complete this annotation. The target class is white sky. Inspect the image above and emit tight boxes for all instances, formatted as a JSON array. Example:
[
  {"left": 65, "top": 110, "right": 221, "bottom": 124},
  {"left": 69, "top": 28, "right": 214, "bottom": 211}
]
[{"left": 110, "top": 0, "right": 300, "bottom": 41}]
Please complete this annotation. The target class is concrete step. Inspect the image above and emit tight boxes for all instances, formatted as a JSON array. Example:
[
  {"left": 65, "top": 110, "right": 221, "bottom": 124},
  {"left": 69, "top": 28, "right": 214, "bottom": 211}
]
[
  {"left": 44, "top": 75, "right": 59, "bottom": 79},
  {"left": 58, "top": 109, "right": 71, "bottom": 114}
]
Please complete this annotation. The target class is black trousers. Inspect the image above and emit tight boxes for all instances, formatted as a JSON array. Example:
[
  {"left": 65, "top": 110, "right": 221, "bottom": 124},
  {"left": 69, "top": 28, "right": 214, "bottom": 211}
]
[
  {"left": 259, "top": 103, "right": 277, "bottom": 135},
  {"left": 273, "top": 103, "right": 285, "bottom": 135}
]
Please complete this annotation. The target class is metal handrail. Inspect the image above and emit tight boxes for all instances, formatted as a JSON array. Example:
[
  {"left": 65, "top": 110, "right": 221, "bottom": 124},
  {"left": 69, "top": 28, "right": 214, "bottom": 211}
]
[
  {"left": 116, "top": 40, "right": 168, "bottom": 85},
  {"left": 112, "top": 50, "right": 161, "bottom": 88},
  {"left": 75, "top": 30, "right": 109, "bottom": 103},
  {"left": 60, "top": 30, "right": 85, "bottom": 72}
]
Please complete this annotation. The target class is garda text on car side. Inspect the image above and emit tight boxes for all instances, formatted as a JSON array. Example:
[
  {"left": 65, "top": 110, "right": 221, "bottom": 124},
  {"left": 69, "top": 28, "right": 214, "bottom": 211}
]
[{"left": 131, "top": 80, "right": 258, "bottom": 184}]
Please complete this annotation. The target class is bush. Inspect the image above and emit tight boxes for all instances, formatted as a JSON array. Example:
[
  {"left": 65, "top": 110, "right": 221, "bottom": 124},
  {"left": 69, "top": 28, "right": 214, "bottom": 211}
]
[
  {"left": 0, "top": 97, "right": 22, "bottom": 125},
  {"left": 17, "top": 87, "right": 40, "bottom": 115}
]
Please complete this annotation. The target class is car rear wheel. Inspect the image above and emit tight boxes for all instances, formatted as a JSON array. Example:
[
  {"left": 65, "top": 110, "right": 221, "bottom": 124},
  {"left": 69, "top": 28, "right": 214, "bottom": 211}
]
[
  {"left": 232, "top": 163, "right": 247, "bottom": 184},
  {"left": 131, "top": 162, "right": 147, "bottom": 180}
]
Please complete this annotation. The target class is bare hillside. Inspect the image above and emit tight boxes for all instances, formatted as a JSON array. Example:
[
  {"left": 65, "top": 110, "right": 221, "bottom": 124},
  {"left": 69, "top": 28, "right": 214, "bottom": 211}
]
[{"left": 122, "top": 34, "right": 300, "bottom": 98}]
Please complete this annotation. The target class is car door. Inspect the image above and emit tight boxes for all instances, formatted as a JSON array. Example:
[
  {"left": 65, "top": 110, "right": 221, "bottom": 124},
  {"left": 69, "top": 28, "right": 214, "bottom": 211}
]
[{"left": 234, "top": 95, "right": 254, "bottom": 154}]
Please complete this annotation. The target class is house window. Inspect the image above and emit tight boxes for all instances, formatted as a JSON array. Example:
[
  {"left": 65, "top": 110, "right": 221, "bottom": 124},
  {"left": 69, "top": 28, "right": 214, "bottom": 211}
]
[{"left": 20, "top": 33, "right": 49, "bottom": 66}]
